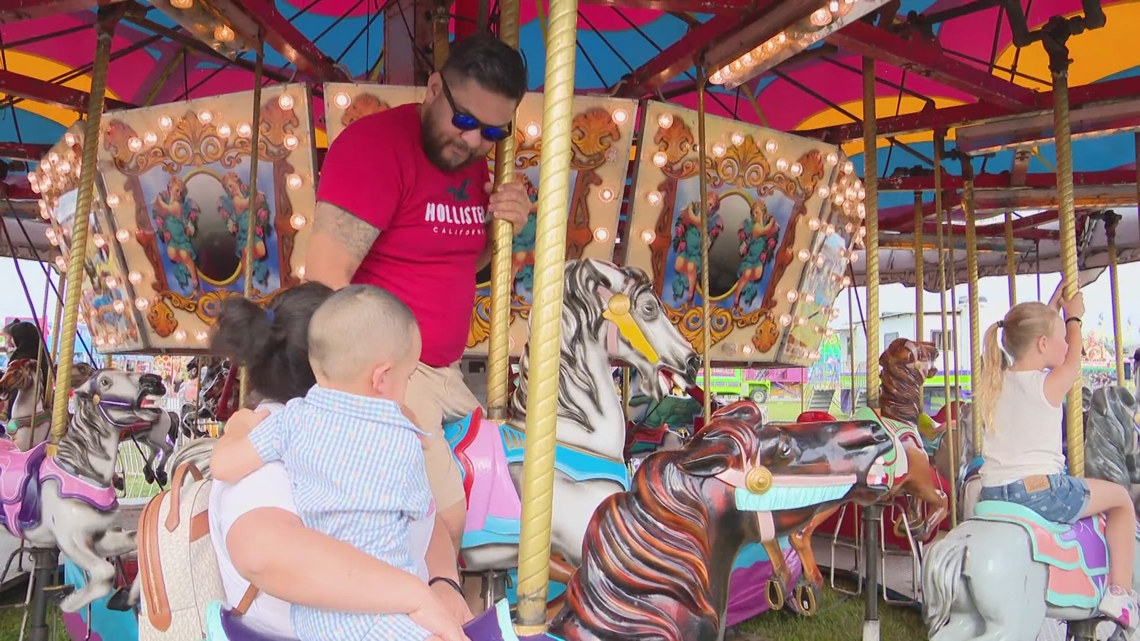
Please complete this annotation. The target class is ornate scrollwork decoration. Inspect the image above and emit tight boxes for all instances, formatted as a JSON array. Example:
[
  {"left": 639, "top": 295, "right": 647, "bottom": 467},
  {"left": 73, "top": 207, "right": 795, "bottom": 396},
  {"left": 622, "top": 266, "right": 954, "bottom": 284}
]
[
  {"left": 653, "top": 119, "right": 699, "bottom": 181},
  {"left": 571, "top": 108, "right": 621, "bottom": 170}
]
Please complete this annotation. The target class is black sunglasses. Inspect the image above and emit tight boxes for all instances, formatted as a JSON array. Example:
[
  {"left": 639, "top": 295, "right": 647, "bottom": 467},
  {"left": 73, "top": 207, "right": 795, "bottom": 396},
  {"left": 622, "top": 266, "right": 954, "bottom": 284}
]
[{"left": 440, "top": 77, "right": 513, "bottom": 143}]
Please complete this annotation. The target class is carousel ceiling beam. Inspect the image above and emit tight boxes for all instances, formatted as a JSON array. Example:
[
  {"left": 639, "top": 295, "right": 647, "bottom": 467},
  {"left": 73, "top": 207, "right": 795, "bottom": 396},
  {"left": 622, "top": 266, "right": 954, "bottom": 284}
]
[
  {"left": 0, "top": 68, "right": 135, "bottom": 112},
  {"left": 878, "top": 185, "right": 1137, "bottom": 228},
  {"left": 578, "top": 0, "right": 758, "bottom": 11},
  {"left": 0, "top": 143, "right": 51, "bottom": 161},
  {"left": 199, "top": 0, "right": 350, "bottom": 83},
  {"left": 800, "top": 76, "right": 1140, "bottom": 143},
  {"left": 610, "top": 0, "right": 810, "bottom": 98},
  {"left": 826, "top": 21, "right": 1037, "bottom": 110},
  {"left": 0, "top": 0, "right": 125, "bottom": 23},
  {"left": 879, "top": 169, "right": 1136, "bottom": 191}
]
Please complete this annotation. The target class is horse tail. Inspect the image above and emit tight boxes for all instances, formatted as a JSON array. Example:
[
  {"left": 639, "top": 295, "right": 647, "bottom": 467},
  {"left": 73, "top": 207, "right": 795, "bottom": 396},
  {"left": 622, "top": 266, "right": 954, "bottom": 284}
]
[{"left": 921, "top": 534, "right": 968, "bottom": 636}]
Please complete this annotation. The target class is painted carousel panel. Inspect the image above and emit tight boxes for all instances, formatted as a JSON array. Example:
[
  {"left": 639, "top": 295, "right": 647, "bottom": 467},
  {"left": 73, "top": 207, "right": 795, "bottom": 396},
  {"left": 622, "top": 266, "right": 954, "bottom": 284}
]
[
  {"left": 323, "top": 83, "right": 637, "bottom": 357},
  {"left": 35, "top": 123, "right": 146, "bottom": 353},
  {"left": 94, "top": 84, "right": 318, "bottom": 352},
  {"left": 624, "top": 100, "right": 860, "bottom": 366}
]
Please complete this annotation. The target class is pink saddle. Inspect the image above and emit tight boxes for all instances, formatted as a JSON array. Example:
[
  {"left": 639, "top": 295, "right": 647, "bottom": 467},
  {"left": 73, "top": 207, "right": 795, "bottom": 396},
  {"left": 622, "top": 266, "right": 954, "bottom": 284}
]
[{"left": 0, "top": 440, "right": 118, "bottom": 538}]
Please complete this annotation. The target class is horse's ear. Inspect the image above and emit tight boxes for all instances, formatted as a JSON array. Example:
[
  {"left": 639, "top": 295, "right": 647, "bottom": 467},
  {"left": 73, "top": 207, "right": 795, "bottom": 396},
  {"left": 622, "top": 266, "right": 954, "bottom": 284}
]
[
  {"left": 678, "top": 449, "right": 731, "bottom": 477},
  {"left": 713, "top": 401, "right": 762, "bottom": 424}
]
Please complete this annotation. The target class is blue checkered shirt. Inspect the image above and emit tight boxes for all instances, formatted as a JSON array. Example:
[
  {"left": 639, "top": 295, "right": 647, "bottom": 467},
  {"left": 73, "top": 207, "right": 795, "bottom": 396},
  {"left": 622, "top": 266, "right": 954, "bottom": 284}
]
[{"left": 247, "top": 386, "right": 434, "bottom": 641}]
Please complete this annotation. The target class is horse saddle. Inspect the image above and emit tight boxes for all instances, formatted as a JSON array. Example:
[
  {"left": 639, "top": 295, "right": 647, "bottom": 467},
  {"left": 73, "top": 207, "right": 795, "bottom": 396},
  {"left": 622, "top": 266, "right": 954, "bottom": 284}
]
[
  {"left": 0, "top": 440, "right": 46, "bottom": 537},
  {"left": 973, "top": 500, "right": 1109, "bottom": 609},
  {"left": 462, "top": 599, "right": 555, "bottom": 641},
  {"left": 205, "top": 602, "right": 294, "bottom": 641}
]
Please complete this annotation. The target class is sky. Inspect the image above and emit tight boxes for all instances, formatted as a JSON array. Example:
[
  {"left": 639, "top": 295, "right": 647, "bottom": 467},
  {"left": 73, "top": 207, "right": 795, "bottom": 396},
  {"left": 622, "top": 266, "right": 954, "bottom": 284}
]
[{"left": 5, "top": 256, "right": 1140, "bottom": 357}]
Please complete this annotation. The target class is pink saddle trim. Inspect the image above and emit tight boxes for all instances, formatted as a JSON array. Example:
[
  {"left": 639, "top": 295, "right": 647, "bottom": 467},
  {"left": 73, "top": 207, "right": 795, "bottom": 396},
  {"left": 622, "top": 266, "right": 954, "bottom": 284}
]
[
  {"left": 463, "top": 419, "right": 521, "bottom": 534},
  {"left": 39, "top": 456, "right": 118, "bottom": 512}
]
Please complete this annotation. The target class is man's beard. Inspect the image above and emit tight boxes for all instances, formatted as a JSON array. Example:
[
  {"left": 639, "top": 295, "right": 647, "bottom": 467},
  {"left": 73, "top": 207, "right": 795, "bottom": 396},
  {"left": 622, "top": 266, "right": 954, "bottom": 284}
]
[{"left": 422, "top": 117, "right": 476, "bottom": 172}]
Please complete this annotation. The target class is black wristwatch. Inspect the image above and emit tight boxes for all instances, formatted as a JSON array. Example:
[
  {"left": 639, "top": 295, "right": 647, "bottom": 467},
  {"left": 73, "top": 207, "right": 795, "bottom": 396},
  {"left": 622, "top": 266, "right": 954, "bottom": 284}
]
[{"left": 429, "top": 576, "right": 464, "bottom": 595}]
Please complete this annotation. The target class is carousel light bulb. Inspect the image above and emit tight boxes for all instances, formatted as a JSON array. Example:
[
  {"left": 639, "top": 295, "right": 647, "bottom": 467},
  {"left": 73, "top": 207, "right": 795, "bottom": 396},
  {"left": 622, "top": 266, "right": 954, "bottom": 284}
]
[
  {"left": 525, "top": 122, "right": 541, "bottom": 137},
  {"left": 833, "top": 193, "right": 845, "bottom": 205},
  {"left": 128, "top": 271, "right": 143, "bottom": 284},
  {"left": 825, "top": 328, "right": 834, "bottom": 337},
  {"left": 786, "top": 290, "right": 798, "bottom": 303},
  {"left": 64, "top": 133, "right": 77, "bottom": 146},
  {"left": 657, "top": 113, "right": 673, "bottom": 129},
  {"left": 797, "top": 317, "right": 807, "bottom": 326},
  {"left": 779, "top": 314, "right": 792, "bottom": 327},
  {"left": 712, "top": 143, "right": 726, "bottom": 158},
  {"left": 159, "top": 116, "right": 173, "bottom": 130},
  {"left": 845, "top": 222, "right": 855, "bottom": 233},
  {"left": 776, "top": 158, "right": 789, "bottom": 172},
  {"left": 825, "top": 224, "right": 836, "bottom": 236},
  {"left": 174, "top": 330, "right": 188, "bottom": 342},
  {"left": 815, "top": 255, "right": 826, "bottom": 267},
  {"left": 135, "top": 297, "right": 150, "bottom": 311},
  {"left": 811, "top": 7, "right": 833, "bottom": 26},
  {"left": 93, "top": 234, "right": 106, "bottom": 249},
  {"left": 284, "top": 135, "right": 299, "bottom": 150},
  {"left": 646, "top": 191, "right": 662, "bottom": 205},
  {"left": 858, "top": 187, "right": 867, "bottom": 201},
  {"left": 104, "top": 276, "right": 118, "bottom": 288},
  {"left": 765, "top": 140, "right": 778, "bottom": 154},
  {"left": 797, "top": 249, "right": 810, "bottom": 262},
  {"left": 808, "top": 218, "right": 821, "bottom": 231},
  {"left": 731, "top": 132, "right": 745, "bottom": 146},
  {"left": 599, "top": 188, "right": 615, "bottom": 202},
  {"left": 59, "top": 161, "right": 73, "bottom": 175},
  {"left": 333, "top": 92, "right": 352, "bottom": 109},
  {"left": 115, "top": 228, "right": 131, "bottom": 243},
  {"left": 112, "top": 300, "right": 126, "bottom": 313},
  {"left": 841, "top": 276, "right": 852, "bottom": 287},
  {"left": 195, "top": 331, "right": 210, "bottom": 342},
  {"left": 278, "top": 94, "right": 295, "bottom": 110},
  {"left": 791, "top": 162, "right": 803, "bottom": 176},
  {"left": 106, "top": 194, "right": 120, "bottom": 208},
  {"left": 127, "top": 137, "right": 143, "bottom": 152},
  {"left": 170, "top": 0, "right": 193, "bottom": 8},
  {"left": 826, "top": 152, "right": 839, "bottom": 166},
  {"left": 198, "top": 110, "right": 214, "bottom": 124},
  {"left": 290, "top": 214, "right": 307, "bottom": 230},
  {"left": 48, "top": 153, "right": 59, "bottom": 165},
  {"left": 237, "top": 123, "right": 252, "bottom": 137},
  {"left": 640, "top": 229, "right": 656, "bottom": 244},
  {"left": 30, "top": 182, "right": 40, "bottom": 194},
  {"left": 54, "top": 256, "right": 65, "bottom": 269},
  {"left": 817, "top": 185, "right": 830, "bottom": 199},
  {"left": 47, "top": 234, "right": 58, "bottom": 247},
  {"left": 652, "top": 152, "right": 668, "bottom": 168},
  {"left": 849, "top": 252, "right": 859, "bottom": 263},
  {"left": 217, "top": 123, "right": 232, "bottom": 138},
  {"left": 593, "top": 227, "right": 610, "bottom": 242},
  {"left": 143, "top": 131, "right": 158, "bottom": 146},
  {"left": 843, "top": 161, "right": 854, "bottom": 174},
  {"left": 831, "top": 307, "right": 842, "bottom": 319},
  {"left": 612, "top": 109, "right": 628, "bottom": 124},
  {"left": 857, "top": 203, "right": 866, "bottom": 218},
  {"left": 287, "top": 174, "right": 304, "bottom": 190},
  {"left": 296, "top": 264, "right": 307, "bottom": 279}
]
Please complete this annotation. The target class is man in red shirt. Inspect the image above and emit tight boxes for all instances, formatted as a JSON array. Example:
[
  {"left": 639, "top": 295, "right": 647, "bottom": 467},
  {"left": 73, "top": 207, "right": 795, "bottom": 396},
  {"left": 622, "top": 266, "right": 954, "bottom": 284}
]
[{"left": 306, "top": 34, "right": 530, "bottom": 558}]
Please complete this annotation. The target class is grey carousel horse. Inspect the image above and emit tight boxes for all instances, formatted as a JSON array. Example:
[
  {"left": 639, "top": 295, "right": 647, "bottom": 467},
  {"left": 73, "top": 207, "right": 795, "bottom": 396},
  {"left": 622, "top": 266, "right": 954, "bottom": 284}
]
[
  {"left": 0, "top": 369, "right": 166, "bottom": 613},
  {"left": 923, "top": 386, "right": 1140, "bottom": 641}
]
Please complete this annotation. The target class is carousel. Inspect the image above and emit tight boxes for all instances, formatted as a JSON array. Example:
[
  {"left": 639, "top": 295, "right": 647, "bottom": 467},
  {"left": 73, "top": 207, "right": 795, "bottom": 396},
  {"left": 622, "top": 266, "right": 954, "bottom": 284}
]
[{"left": 0, "top": 2, "right": 1135, "bottom": 641}]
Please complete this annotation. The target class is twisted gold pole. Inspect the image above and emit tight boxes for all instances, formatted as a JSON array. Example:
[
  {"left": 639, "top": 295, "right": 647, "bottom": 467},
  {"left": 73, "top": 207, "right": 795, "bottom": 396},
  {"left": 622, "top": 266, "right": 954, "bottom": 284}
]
[
  {"left": 238, "top": 39, "right": 265, "bottom": 410},
  {"left": 486, "top": 0, "right": 521, "bottom": 420},
  {"left": 933, "top": 131, "right": 957, "bottom": 526},
  {"left": 513, "top": 0, "right": 578, "bottom": 627},
  {"left": 961, "top": 166, "right": 982, "bottom": 458},
  {"left": 913, "top": 192, "right": 923, "bottom": 341},
  {"left": 862, "top": 57, "right": 880, "bottom": 410},
  {"left": 697, "top": 66, "right": 712, "bottom": 424},
  {"left": 1106, "top": 215, "right": 1124, "bottom": 384},
  {"left": 49, "top": 14, "right": 118, "bottom": 449},
  {"left": 1052, "top": 62, "right": 1083, "bottom": 477},
  {"left": 1004, "top": 211, "right": 1017, "bottom": 305}
]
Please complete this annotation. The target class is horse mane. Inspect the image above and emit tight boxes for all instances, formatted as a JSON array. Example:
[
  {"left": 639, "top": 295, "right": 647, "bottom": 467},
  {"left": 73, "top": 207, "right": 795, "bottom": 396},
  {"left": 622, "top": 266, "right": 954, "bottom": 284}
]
[
  {"left": 55, "top": 395, "right": 116, "bottom": 478},
  {"left": 1084, "top": 386, "right": 1140, "bottom": 486},
  {"left": 879, "top": 338, "right": 936, "bottom": 425},
  {"left": 511, "top": 261, "right": 653, "bottom": 426},
  {"left": 553, "top": 418, "right": 755, "bottom": 641}
]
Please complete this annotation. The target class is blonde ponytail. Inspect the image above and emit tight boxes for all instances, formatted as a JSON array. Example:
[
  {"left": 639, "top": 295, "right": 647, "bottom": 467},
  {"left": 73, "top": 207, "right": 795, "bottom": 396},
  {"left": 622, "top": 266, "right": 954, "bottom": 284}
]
[{"left": 976, "top": 321, "right": 1008, "bottom": 432}]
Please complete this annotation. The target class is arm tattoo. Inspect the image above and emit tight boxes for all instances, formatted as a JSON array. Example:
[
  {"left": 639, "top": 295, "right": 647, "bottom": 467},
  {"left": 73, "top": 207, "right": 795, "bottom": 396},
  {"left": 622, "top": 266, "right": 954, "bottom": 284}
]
[{"left": 313, "top": 202, "right": 380, "bottom": 263}]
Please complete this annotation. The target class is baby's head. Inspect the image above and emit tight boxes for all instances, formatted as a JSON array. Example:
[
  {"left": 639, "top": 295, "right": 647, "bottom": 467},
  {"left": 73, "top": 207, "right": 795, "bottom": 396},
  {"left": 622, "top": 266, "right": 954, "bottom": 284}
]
[{"left": 307, "top": 285, "right": 421, "bottom": 402}]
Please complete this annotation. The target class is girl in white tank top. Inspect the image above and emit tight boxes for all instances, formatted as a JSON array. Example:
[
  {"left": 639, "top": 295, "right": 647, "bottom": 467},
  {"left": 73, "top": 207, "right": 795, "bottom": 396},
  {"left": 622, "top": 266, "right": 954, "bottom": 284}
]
[{"left": 975, "top": 293, "right": 1138, "bottom": 629}]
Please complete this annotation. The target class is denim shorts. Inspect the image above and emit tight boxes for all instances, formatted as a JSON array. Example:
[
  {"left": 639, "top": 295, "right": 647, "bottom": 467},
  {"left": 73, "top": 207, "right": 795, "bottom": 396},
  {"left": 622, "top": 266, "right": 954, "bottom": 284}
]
[{"left": 978, "top": 474, "right": 1091, "bottom": 523}]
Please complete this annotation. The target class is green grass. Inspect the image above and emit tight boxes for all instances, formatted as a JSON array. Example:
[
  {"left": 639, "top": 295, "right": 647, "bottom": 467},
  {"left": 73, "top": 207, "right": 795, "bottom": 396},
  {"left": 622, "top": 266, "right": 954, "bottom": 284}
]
[
  {"left": 0, "top": 584, "right": 69, "bottom": 641},
  {"left": 766, "top": 400, "right": 811, "bottom": 422},
  {"left": 734, "top": 586, "right": 927, "bottom": 641}
]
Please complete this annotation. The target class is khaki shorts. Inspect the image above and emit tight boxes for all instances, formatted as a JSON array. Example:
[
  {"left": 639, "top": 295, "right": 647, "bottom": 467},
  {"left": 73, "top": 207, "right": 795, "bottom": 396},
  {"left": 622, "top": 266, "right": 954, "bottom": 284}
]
[{"left": 405, "top": 362, "right": 482, "bottom": 511}]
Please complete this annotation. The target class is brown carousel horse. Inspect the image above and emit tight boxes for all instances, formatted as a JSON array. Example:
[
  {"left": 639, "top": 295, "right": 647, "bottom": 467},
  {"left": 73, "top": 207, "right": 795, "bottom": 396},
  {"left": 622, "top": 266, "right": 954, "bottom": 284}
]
[{"left": 759, "top": 337, "right": 950, "bottom": 614}]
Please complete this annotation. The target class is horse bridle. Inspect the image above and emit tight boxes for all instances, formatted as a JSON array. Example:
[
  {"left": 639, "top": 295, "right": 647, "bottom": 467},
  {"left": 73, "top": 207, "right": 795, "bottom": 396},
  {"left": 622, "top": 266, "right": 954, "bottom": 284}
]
[{"left": 597, "top": 287, "right": 660, "bottom": 365}]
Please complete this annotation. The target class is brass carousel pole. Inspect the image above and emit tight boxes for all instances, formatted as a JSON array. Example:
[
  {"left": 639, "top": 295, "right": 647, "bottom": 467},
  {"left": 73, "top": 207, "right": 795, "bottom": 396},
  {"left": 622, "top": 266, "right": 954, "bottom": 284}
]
[
  {"left": 48, "top": 7, "right": 123, "bottom": 452},
  {"left": 485, "top": 0, "right": 521, "bottom": 421},
  {"left": 513, "top": 0, "right": 579, "bottom": 626},
  {"left": 1048, "top": 39, "right": 1084, "bottom": 476},
  {"left": 697, "top": 63, "right": 712, "bottom": 424},
  {"left": 913, "top": 192, "right": 924, "bottom": 342},
  {"left": 860, "top": 55, "right": 882, "bottom": 641},
  {"left": 237, "top": 36, "right": 266, "bottom": 410},
  {"left": 1004, "top": 211, "right": 1017, "bottom": 305},
  {"left": 934, "top": 132, "right": 958, "bottom": 526},
  {"left": 1105, "top": 212, "right": 1125, "bottom": 384},
  {"left": 960, "top": 158, "right": 983, "bottom": 457}
]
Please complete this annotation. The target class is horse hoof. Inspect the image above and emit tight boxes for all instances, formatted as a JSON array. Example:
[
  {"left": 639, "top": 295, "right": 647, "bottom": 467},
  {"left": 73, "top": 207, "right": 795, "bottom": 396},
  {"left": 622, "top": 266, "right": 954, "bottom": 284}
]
[
  {"left": 155, "top": 470, "right": 168, "bottom": 487},
  {"left": 791, "top": 582, "right": 820, "bottom": 617},
  {"left": 113, "top": 476, "right": 125, "bottom": 492},
  {"left": 105, "top": 588, "right": 133, "bottom": 612},
  {"left": 764, "top": 578, "right": 786, "bottom": 611},
  {"left": 44, "top": 584, "right": 75, "bottom": 606},
  {"left": 143, "top": 469, "right": 155, "bottom": 485}
]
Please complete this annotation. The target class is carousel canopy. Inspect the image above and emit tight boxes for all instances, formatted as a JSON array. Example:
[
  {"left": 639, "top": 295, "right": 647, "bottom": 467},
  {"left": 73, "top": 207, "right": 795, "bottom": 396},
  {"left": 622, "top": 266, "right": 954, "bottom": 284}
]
[{"left": 0, "top": 0, "right": 1132, "bottom": 283}]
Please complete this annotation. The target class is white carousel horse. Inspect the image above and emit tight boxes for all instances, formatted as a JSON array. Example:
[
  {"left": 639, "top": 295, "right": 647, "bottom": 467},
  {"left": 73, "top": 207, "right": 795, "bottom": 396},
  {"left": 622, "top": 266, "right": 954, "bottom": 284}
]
[
  {"left": 446, "top": 259, "right": 700, "bottom": 582},
  {"left": 923, "top": 386, "right": 1140, "bottom": 641},
  {"left": 0, "top": 369, "right": 167, "bottom": 612}
]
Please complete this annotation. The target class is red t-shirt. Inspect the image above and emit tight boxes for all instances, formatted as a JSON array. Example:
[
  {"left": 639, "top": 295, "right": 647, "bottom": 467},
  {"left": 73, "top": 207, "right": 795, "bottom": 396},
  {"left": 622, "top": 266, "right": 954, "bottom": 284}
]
[{"left": 316, "top": 104, "right": 489, "bottom": 367}]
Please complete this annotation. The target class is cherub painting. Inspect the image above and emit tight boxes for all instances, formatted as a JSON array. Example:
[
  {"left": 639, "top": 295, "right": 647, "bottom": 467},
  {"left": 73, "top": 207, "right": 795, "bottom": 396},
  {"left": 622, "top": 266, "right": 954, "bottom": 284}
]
[
  {"left": 151, "top": 175, "right": 201, "bottom": 292},
  {"left": 218, "top": 171, "right": 272, "bottom": 291},
  {"left": 671, "top": 191, "right": 724, "bottom": 304},
  {"left": 509, "top": 173, "right": 539, "bottom": 296},
  {"left": 731, "top": 198, "right": 781, "bottom": 311}
]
